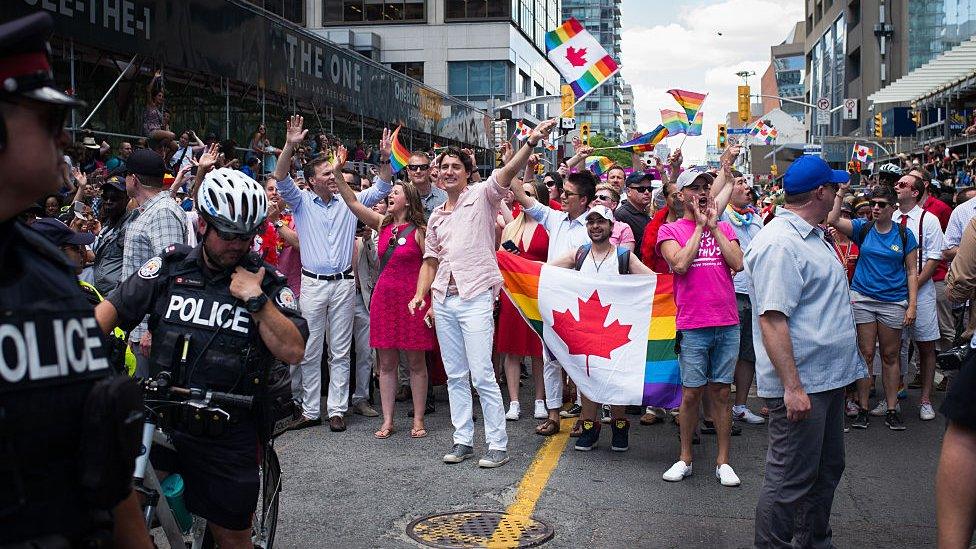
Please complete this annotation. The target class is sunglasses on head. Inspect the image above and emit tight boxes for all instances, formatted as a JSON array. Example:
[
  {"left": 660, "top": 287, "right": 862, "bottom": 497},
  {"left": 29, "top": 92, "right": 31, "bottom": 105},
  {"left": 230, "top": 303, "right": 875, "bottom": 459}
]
[
  {"left": 869, "top": 200, "right": 890, "bottom": 208},
  {"left": 407, "top": 164, "right": 430, "bottom": 171}
]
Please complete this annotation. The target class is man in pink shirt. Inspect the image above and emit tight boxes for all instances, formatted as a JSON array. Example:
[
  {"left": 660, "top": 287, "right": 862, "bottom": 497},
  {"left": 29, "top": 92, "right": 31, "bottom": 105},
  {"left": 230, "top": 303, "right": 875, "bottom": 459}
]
[
  {"left": 657, "top": 166, "right": 744, "bottom": 487},
  {"left": 410, "top": 119, "right": 557, "bottom": 468}
]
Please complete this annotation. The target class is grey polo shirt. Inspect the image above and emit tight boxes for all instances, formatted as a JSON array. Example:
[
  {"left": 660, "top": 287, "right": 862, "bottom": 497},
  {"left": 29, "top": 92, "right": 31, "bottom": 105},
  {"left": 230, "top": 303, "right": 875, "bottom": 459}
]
[{"left": 744, "top": 208, "right": 866, "bottom": 398}]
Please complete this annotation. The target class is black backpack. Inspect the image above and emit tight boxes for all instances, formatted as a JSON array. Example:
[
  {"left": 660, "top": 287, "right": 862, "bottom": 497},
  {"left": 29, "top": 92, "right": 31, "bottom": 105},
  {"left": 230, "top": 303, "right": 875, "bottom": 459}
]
[{"left": 573, "top": 243, "right": 631, "bottom": 274}]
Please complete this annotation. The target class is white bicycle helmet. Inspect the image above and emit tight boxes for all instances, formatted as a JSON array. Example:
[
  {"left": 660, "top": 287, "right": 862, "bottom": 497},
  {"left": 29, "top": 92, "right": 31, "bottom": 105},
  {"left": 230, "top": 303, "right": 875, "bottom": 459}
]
[
  {"left": 197, "top": 167, "right": 268, "bottom": 235},
  {"left": 876, "top": 163, "right": 903, "bottom": 176}
]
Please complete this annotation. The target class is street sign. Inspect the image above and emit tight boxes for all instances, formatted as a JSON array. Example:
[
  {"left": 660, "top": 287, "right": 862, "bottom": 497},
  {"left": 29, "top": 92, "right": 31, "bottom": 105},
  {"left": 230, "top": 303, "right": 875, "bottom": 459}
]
[
  {"left": 561, "top": 84, "right": 575, "bottom": 118},
  {"left": 816, "top": 97, "right": 831, "bottom": 126},
  {"left": 728, "top": 128, "right": 752, "bottom": 135},
  {"left": 842, "top": 98, "right": 858, "bottom": 120},
  {"left": 803, "top": 144, "right": 823, "bottom": 157},
  {"left": 560, "top": 117, "right": 576, "bottom": 130}
]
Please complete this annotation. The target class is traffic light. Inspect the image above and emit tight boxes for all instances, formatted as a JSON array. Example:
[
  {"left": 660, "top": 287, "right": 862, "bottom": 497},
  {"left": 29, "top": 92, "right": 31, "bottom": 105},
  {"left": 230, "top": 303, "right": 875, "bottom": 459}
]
[
  {"left": 737, "top": 85, "right": 751, "bottom": 122},
  {"left": 580, "top": 122, "right": 591, "bottom": 146},
  {"left": 770, "top": 163, "right": 778, "bottom": 177},
  {"left": 911, "top": 110, "right": 921, "bottom": 126},
  {"left": 873, "top": 113, "right": 883, "bottom": 138},
  {"left": 717, "top": 124, "right": 727, "bottom": 150},
  {"left": 561, "top": 84, "right": 575, "bottom": 118}
]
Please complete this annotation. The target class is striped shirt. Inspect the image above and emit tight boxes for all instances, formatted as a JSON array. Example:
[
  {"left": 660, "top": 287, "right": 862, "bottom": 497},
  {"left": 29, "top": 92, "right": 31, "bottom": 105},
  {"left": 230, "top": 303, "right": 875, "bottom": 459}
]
[{"left": 276, "top": 174, "right": 391, "bottom": 275}]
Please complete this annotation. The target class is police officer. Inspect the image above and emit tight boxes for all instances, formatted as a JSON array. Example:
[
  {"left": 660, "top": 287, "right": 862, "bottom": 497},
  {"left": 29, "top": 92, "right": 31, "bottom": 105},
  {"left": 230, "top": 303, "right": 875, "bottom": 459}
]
[
  {"left": 95, "top": 167, "right": 308, "bottom": 546},
  {"left": 0, "top": 12, "right": 151, "bottom": 548}
]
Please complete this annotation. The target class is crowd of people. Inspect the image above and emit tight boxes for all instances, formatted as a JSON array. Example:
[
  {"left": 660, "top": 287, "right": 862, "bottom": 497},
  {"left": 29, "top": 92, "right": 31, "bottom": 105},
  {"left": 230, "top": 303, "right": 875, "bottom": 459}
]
[{"left": 8, "top": 9, "right": 976, "bottom": 543}]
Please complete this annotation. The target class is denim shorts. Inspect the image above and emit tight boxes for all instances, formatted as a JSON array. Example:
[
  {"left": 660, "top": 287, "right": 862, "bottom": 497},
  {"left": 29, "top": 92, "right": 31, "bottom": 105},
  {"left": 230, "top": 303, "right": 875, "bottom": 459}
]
[{"left": 677, "top": 325, "right": 740, "bottom": 388}]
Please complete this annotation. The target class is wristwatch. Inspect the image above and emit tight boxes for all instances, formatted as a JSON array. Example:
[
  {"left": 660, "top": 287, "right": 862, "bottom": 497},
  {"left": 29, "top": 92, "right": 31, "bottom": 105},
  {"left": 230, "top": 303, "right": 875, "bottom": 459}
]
[
  {"left": 274, "top": 220, "right": 285, "bottom": 229},
  {"left": 377, "top": 158, "right": 391, "bottom": 165},
  {"left": 527, "top": 139, "right": 540, "bottom": 147},
  {"left": 244, "top": 293, "right": 268, "bottom": 313}
]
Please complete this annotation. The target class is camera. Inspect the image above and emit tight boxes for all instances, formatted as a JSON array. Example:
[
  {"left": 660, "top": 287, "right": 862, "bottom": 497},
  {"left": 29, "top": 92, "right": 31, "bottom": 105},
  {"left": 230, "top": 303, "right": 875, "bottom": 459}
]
[{"left": 936, "top": 345, "right": 970, "bottom": 371}]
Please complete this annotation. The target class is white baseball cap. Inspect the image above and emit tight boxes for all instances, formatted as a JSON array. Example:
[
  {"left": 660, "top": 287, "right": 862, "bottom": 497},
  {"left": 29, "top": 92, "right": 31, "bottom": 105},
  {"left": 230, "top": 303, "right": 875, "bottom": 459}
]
[
  {"left": 586, "top": 204, "right": 615, "bottom": 221},
  {"left": 675, "top": 168, "right": 715, "bottom": 190}
]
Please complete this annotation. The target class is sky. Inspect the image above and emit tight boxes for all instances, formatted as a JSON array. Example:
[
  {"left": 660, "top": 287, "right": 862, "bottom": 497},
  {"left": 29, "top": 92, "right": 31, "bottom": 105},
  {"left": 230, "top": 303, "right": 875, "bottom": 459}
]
[{"left": 618, "top": 0, "right": 805, "bottom": 162}]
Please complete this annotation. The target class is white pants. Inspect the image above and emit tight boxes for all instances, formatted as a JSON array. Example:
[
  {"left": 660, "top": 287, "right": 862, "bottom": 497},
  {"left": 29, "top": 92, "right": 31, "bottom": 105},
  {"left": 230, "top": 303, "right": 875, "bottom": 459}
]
[
  {"left": 433, "top": 291, "right": 508, "bottom": 451},
  {"left": 293, "top": 275, "right": 355, "bottom": 419},
  {"left": 351, "top": 297, "right": 373, "bottom": 405},
  {"left": 543, "top": 357, "right": 563, "bottom": 410}
]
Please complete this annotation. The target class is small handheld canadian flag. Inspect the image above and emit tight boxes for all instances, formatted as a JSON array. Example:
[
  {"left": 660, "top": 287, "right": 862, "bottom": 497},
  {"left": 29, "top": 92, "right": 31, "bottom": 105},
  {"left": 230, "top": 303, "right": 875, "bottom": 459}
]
[{"left": 852, "top": 144, "right": 873, "bottom": 163}]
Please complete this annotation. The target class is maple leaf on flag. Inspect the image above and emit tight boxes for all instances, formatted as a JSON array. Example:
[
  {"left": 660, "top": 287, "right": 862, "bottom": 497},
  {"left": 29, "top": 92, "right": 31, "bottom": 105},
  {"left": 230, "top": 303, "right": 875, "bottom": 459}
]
[
  {"left": 565, "top": 46, "right": 588, "bottom": 67},
  {"left": 551, "top": 290, "right": 632, "bottom": 376}
]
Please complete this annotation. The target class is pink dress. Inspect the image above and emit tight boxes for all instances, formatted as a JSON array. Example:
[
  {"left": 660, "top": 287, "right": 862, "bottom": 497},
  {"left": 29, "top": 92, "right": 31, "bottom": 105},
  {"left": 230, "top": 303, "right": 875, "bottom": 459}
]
[{"left": 369, "top": 223, "right": 435, "bottom": 350}]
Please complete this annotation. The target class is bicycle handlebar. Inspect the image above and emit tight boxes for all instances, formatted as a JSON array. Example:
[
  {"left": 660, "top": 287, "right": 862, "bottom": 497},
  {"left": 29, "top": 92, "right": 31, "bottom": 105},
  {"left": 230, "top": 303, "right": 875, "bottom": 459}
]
[{"left": 143, "top": 374, "right": 254, "bottom": 410}]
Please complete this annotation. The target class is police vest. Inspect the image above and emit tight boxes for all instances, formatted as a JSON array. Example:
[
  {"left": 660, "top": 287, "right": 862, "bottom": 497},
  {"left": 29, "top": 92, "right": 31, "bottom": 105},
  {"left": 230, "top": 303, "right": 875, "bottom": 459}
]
[
  {"left": 0, "top": 220, "right": 113, "bottom": 543},
  {"left": 145, "top": 245, "right": 280, "bottom": 397}
]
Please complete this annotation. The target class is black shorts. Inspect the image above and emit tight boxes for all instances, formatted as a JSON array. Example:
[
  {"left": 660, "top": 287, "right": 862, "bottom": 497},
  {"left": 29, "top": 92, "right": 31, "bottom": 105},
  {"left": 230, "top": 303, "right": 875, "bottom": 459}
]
[
  {"left": 153, "top": 421, "right": 261, "bottom": 531},
  {"left": 941, "top": 348, "right": 976, "bottom": 430}
]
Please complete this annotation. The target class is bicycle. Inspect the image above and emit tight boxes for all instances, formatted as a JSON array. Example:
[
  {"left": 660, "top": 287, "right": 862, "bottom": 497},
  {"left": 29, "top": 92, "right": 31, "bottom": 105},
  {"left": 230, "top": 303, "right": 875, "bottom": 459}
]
[{"left": 135, "top": 373, "right": 282, "bottom": 548}]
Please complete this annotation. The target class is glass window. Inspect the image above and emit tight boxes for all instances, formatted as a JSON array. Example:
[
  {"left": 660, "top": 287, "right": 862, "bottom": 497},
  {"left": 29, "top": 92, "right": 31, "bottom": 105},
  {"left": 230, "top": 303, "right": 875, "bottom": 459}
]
[
  {"left": 445, "top": 0, "right": 507, "bottom": 20},
  {"left": 448, "top": 61, "right": 511, "bottom": 102},
  {"left": 253, "top": 0, "right": 306, "bottom": 24},
  {"left": 389, "top": 61, "right": 424, "bottom": 82},
  {"left": 449, "top": 63, "right": 467, "bottom": 96},
  {"left": 323, "top": 0, "right": 426, "bottom": 23}
]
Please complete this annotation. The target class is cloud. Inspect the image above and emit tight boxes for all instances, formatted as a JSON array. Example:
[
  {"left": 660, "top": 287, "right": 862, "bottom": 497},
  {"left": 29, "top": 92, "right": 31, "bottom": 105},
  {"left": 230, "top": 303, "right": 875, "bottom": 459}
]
[{"left": 619, "top": 0, "right": 804, "bottom": 162}]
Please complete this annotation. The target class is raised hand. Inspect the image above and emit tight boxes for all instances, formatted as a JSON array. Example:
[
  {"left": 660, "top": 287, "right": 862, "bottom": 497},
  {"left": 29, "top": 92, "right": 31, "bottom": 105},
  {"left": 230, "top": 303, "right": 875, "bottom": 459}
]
[
  {"left": 379, "top": 128, "right": 393, "bottom": 159},
  {"left": 333, "top": 144, "right": 349, "bottom": 171},
  {"left": 71, "top": 166, "right": 86, "bottom": 188},
  {"left": 529, "top": 119, "right": 558, "bottom": 144},
  {"left": 197, "top": 143, "right": 220, "bottom": 173},
  {"left": 285, "top": 115, "right": 307, "bottom": 147},
  {"left": 500, "top": 141, "right": 514, "bottom": 165},
  {"left": 720, "top": 144, "right": 741, "bottom": 169}
]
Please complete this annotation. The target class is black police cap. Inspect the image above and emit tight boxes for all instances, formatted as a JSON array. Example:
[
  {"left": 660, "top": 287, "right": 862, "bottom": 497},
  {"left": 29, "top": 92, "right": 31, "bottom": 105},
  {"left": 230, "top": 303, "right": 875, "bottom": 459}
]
[{"left": 0, "top": 12, "right": 84, "bottom": 107}]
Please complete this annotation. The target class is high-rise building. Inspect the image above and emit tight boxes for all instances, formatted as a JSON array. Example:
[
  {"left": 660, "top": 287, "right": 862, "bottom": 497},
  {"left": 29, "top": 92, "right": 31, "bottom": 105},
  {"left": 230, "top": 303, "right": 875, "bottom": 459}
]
[
  {"left": 562, "top": 0, "right": 623, "bottom": 140},
  {"left": 760, "top": 21, "right": 806, "bottom": 124},
  {"left": 308, "top": 1, "right": 562, "bottom": 121},
  {"left": 620, "top": 83, "right": 636, "bottom": 136},
  {"left": 908, "top": 0, "right": 976, "bottom": 69}
]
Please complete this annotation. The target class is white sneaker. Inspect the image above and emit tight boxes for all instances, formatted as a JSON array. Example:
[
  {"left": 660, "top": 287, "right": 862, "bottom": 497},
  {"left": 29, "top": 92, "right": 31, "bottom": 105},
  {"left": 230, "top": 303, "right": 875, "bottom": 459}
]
[
  {"left": 505, "top": 401, "right": 520, "bottom": 421},
  {"left": 715, "top": 464, "right": 741, "bottom": 487},
  {"left": 732, "top": 405, "right": 765, "bottom": 425},
  {"left": 869, "top": 401, "right": 887, "bottom": 417},
  {"left": 533, "top": 399, "right": 548, "bottom": 420},
  {"left": 662, "top": 460, "right": 693, "bottom": 482},
  {"left": 920, "top": 402, "right": 936, "bottom": 421},
  {"left": 845, "top": 398, "right": 860, "bottom": 418}
]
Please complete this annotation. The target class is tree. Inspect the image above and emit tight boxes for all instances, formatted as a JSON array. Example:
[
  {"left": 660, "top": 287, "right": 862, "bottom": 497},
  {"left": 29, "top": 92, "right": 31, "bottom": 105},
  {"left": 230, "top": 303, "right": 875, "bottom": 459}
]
[{"left": 588, "top": 134, "right": 632, "bottom": 168}]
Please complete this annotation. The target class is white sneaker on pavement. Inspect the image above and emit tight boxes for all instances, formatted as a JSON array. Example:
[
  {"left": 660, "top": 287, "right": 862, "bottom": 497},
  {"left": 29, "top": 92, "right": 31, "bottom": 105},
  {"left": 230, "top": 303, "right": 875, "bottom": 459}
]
[
  {"left": 845, "top": 398, "right": 860, "bottom": 418},
  {"left": 919, "top": 402, "right": 936, "bottom": 421},
  {"left": 534, "top": 399, "right": 547, "bottom": 420},
  {"left": 505, "top": 401, "right": 520, "bottom": 421},
  {"left": 662, "top": 460, "right": 693, "bottom": 482},
  {"left": 715, "top": 464, "right": 741, "bottom": 487},
  {"left": 869, "top": 401, "right": 889, "bottom": 417},
  {"left": 732, "top": 405, "right": 765, "bottom": 424}
]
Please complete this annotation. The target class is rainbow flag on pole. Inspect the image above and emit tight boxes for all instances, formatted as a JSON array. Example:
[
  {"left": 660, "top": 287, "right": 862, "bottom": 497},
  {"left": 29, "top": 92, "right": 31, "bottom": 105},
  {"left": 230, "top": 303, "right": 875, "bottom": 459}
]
[
  {"left": 585, "top": 156, "right": 615, "bottom": 176},
  {"left": 660, "top": 110, "right": 689, "bottom": 136},
  {"left": 618, "top": 125, "right": 669, "bottom": 153},
  {"left": 666, "top": 89, "right": 707, "bottom": 124},
  {"left": 497, "top": 252, "right": 681, "bottom": 408},
  {"left": 546, "top": 18, "right": 620, "bottom": 101},
  {"left": 389, "top": 126, "right": 411, "bottom": 173},
  {"left": 686, "top": 111, "right": 704, "bottom": 136}
]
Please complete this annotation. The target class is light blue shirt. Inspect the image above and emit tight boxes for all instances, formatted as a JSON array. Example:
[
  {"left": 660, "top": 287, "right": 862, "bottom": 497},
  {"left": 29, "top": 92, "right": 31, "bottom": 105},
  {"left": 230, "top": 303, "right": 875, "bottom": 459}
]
[
  {"left": 277, "top": 174, "right": 391, "bottom": 275},
  {"left": 720, "top": 209, "right": 763, "bottom": 295},
  {"left": 524, "top": 201, "right": 590, "bottom": 259},
  {"left": 745, "top": 208, "right": 866, "bottom": 398}
]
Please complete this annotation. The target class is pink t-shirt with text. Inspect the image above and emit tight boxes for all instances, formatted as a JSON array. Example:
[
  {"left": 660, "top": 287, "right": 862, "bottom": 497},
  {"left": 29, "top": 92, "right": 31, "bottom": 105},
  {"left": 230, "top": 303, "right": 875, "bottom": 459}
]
[{"left": 656, "top": 218, "right": 739, "bottom": 330}]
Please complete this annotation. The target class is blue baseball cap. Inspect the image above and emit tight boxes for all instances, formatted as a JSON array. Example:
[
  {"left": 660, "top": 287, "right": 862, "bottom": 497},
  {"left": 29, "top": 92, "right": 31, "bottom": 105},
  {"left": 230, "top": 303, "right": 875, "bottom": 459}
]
[{"left": 783, "top": 156, "right": 849, "bottom": 195}]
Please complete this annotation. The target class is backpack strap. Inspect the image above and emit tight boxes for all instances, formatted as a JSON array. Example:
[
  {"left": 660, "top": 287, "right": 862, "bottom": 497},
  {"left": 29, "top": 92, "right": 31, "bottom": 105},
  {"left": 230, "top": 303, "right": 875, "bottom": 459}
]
[
  {"left": 573, "top": 243, "right": 591, "bottom": 271},
  {"left": 857, "top": 220, "right": 875, "bottom": 246},
  {"left": 378, "top": 224, "right": 417, "bottom": 276},
  {"left": 616, "top": 247, "right": 631, "bottom": 274}
]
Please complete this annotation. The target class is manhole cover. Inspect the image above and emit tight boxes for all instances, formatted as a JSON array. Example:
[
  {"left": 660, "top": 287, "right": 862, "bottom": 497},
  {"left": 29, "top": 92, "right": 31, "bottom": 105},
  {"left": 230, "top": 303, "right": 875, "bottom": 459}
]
[{"left": 406, "top": 511, "right": 553, "bottom": 548}]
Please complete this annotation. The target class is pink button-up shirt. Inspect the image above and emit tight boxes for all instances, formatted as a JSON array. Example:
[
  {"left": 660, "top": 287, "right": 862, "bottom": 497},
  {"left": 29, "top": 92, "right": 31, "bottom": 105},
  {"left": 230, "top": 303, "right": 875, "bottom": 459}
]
[{"left": 424, "top": 175, "right": 506, "bottom": 303}]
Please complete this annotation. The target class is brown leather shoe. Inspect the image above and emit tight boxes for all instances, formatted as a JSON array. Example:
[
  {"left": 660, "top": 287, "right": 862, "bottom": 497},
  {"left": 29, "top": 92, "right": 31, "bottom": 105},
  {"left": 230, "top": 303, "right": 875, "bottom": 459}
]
[
  {"left": 569, "top": 419, "right": 584, "bottom": 437},
  {"left": 534, "top": 419, "right": 560, "bottom": 436},
  {"left": 639, "top": 410, "right": 660, "bottom": 425},
  {"left": 290, "top": 416, "right": 321, "bottom": 431},
  {"left": 329, "top": 415, "right": 346, "bottom": 432}
]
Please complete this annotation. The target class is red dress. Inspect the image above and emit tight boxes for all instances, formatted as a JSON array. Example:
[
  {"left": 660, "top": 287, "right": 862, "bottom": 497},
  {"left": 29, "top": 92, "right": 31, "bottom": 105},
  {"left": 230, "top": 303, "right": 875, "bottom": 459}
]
[
  {"left": 496, "top": 223, "right": 549, "bottom": 356},
  {"left": 369, "top": 223, "right": 434, "bottom": 350}
]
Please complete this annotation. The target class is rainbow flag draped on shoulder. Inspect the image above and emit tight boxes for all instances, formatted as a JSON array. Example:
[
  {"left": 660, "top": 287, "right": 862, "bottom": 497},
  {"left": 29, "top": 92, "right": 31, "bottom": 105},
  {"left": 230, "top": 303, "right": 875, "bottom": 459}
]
[{"left": 497, "top": 252, "right": 681, "bottom": 408}]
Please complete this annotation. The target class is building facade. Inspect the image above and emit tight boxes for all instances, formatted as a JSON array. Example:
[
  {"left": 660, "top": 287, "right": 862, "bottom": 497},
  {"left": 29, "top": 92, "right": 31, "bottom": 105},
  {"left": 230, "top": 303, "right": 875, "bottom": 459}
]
[
  {"left": 760, "top": 21, "right": 806, "bottom": 124},
  {"left": 308, "top": 1, "right": 562, "bottom": 124},
  {"left": 620, "top": 83, "right": 636, "bottom": 136},
  {"left": 908, "top": 0, "right": 976, "bottom": 69},
  {"left": 562, "top": 0, "right": 622, "bottom": 140}
]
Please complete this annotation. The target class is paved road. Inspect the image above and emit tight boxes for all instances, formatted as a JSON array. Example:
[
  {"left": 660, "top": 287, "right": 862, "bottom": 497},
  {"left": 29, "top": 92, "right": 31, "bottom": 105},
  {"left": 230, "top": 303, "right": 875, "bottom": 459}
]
[{"left": 273, "top": 382, "right": 945, "bottom": 548}]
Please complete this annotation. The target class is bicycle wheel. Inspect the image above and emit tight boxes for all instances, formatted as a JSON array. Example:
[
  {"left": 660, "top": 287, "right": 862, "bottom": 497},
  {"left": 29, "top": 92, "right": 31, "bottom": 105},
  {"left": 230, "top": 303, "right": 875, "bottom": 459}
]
[{"left": 253, "top": 444, "right": 282, "bottom": 548}]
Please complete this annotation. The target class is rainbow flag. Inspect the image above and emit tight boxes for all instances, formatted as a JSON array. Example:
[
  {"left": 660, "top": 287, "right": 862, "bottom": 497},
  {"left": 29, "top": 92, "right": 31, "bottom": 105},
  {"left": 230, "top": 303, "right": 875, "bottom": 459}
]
[
  {"left": 389, "top": 126, "right": 411, "bottom": 173},
  {"left": 497, "top": 252, "right": 681, "bottom": 408},
  {"left": 618, "top": 126, "right": 669, "bottom": 153},
  {"left": 585, "top": 156, "right": 614, "bottom": 176},
  {"left": 514, "top": 119, "right": 530, "bottom": 141},
  {"left": 667, "top": 89, "right": 707, "bottom": 124},
  {"left": 546, "top": 18, "right": 620, "bottom": 101},
  {"left": 686, "top": 111, "right": 704, "bottom": 136},
  {"left": 660, "top": 109, "right": 689, "bottom": 136}
]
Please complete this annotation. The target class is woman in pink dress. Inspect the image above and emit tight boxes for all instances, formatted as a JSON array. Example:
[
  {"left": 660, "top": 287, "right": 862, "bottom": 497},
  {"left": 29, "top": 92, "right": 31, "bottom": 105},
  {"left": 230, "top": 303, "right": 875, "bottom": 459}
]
[{"left": 334, "top": 147, "right": 434, "bottom": 439}]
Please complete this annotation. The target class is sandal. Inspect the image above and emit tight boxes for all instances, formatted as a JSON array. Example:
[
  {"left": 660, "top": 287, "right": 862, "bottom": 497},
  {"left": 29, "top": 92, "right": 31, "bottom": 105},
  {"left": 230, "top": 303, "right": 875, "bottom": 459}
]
[
  {"left": 759, "top": 406, "right": 769, "bottom": 418},
  {"left": 410, "top": 427, "right": 428, "bottom": 439},
  {"left": 534, "top": 419, "right": 560, "bottom": 436},
  {"left": 374, "top": 427, "right": 394, "bottom": 439},
  {"left": 569, "top": 419, "right": 584, "bottom": 437}
]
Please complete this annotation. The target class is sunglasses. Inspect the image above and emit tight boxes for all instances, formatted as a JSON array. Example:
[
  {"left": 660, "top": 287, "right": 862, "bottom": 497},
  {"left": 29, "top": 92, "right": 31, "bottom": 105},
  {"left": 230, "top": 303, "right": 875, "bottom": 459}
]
[
  {"left": 629, "top": 186, "right": 654, "bottom": 193},
  {"left": 869, "top": 200, "right": 890, "bottom": 208},
  {"left": 895, "top": 180, "right": 914, "bottom": 189},
  {"left": 594, "top": 194, "right": 613, "bottom": 201},
  {"left": 214, "top": 227, "right": 257, "bottom": 242},
  {"left": 545, "top": 181, "right": 556, "bottom": 187},
  {"left": 407, "top": 164, "right": 430, "bottom": 171},
  {"left": 525, "top": 192, "right": 536, "bottom": 198},
  {"left": 562, "top": 190, "right": 584, "bottom": 198}
]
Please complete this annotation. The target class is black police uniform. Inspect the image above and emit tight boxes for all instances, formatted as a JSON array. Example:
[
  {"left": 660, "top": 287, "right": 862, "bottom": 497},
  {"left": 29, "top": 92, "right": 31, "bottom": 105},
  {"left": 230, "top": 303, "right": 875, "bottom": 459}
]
[
  {"left": 0, "top": 220, "right": 126, "bottom": 544},
  {"left": 106, "top": 243, "right": 307, "bottom": 530}
]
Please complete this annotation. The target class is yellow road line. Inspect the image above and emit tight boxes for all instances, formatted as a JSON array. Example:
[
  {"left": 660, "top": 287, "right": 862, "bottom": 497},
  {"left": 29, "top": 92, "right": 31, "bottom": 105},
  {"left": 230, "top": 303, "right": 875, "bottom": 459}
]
[{"left": 486, "top": 418, "right": 575, "bottom": 548}]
